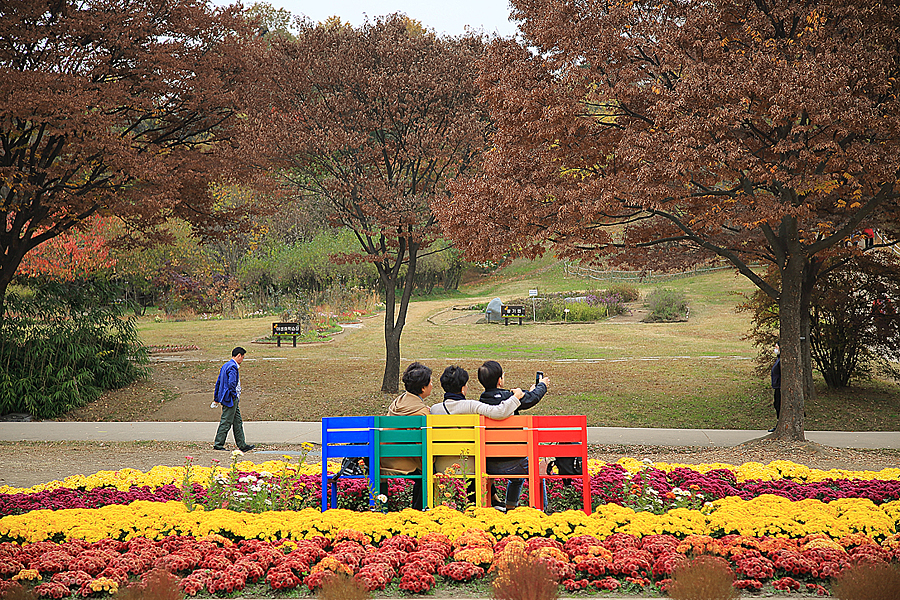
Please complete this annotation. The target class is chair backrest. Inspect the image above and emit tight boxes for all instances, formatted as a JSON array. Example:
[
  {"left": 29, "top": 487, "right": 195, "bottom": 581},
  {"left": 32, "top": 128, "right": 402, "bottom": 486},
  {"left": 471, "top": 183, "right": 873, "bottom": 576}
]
[
  {"left": 480, "top": 415, "right": 533, "bottom": 459},
  {"left": 321, "top": 416, "right": 377, "bottom": 511},
  {"left": 530, "top": 414, "right": 591, "bottom": 515},
  {"left": 426, "top": 414, "right": 483, "bottom": 508},
  {"left": 531, "top": 414, "right": 588, "bottom": 457},
  {"left": 322, "top": 416, "right": 377, "bottom": 459},
  {"left": 377, "top": 415, "right": 428, "bottom": 459}
]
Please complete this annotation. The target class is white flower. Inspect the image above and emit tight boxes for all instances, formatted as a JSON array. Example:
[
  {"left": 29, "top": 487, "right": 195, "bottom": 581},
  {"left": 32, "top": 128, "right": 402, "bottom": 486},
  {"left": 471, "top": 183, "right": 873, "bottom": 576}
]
[
  {"left": 259, "top": 471, "right": 273, "bottom": 478},
  {"left": 376, "top": 494, "right": 388, "bottom": 503},
  {"left": 232, "top": 449, "right": 244, "bottom": 457},
  {"left": 238, "top": 476, "right": 249, "bottom": 483},
  {"left": 642, "top": 458, "right": 654, "bottom": 466}
]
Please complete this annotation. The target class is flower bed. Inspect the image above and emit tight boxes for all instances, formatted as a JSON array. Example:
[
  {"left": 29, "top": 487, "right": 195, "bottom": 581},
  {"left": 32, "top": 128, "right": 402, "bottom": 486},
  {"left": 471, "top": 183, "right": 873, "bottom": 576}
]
[{"left": 1, "top": 457, "right": 898, "bottom": 597}]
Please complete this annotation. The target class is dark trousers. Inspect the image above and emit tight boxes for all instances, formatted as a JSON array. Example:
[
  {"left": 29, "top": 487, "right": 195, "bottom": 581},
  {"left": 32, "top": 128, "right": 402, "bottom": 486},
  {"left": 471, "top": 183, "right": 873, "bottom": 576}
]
[
  {"left": 773, "top": 388, "right": 781, "bottom": 419},
  {"left": 214, "top": 401, "right": 247, "bottom": 449},
  {"left": 487, "top": 458, "right": 528, "bottom": 508}
]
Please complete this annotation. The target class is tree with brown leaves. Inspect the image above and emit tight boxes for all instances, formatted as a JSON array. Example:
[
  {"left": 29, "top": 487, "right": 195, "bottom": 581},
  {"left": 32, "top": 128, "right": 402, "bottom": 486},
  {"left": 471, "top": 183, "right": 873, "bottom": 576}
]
[
  {"left": 0, "top": 0, "right": 252, "bottom": 320},
  {"left": 439, "top": 0, "right": 900, "bottom": 440},
  {"left": 242, "top": 14, "right": 488, "bottom": 392}
]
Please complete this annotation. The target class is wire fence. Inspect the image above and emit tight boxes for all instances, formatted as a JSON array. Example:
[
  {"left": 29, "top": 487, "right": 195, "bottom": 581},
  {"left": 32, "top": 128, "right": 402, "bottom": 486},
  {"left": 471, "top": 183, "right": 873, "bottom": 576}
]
[{"left": 563, "top": 262, "right": 738, "bottom": 283}]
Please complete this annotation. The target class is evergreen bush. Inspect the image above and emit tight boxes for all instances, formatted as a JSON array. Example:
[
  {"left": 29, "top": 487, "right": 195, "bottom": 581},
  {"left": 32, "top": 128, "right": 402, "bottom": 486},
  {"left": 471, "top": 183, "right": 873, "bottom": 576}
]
[{"left": 0, "top": 281, "right": 148, "bottom": 418}]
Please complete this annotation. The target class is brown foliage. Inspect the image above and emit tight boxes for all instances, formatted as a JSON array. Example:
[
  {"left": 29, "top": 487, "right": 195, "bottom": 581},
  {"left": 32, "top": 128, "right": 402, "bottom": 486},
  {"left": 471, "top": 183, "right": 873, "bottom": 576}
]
[
  {"left": 317, "top": 572, "right": 370, "bottom": 600},
  {"left": 240, "top": 14, "right": 489, "bottom": 390},
  {"left": 0, "top": 0, "right": 254, "bottom": 306},
  {"left": 832, "top": 561, "right": 900, "bottom": 600},
  {"left": 439, "top": 0, "right": 900, "bottom": 439},
  {"left": 668, "top": 555, "right": 738, "bottom": 600},
  {"left": 492, "top": 550, "right": 559, "bottom": 600},
  {"left": 119, "top": 569, "right": 184, "bottom": 600}
]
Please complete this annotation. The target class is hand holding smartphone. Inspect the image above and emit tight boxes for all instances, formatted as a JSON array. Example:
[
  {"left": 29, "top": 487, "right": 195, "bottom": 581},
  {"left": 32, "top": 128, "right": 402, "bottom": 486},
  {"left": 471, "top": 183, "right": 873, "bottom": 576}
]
[{"left": 536, "top": 371, "right": 543, "bottom": 385}]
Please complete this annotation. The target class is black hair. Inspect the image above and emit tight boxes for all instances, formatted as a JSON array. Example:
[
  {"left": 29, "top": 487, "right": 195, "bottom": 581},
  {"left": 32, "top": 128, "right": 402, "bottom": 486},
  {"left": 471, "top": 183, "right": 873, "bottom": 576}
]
[
  {"left": 477, "top": 360, "right": 503, "bottom": 390},
  {"left": 232, "top": 347, "right": 247, "bottom": 357},
  {"left": 402, "top": 361, "right": 432, "bottom": 395},
  {"left": 439, "top": 365, "right": 469, "bottom": 394}
]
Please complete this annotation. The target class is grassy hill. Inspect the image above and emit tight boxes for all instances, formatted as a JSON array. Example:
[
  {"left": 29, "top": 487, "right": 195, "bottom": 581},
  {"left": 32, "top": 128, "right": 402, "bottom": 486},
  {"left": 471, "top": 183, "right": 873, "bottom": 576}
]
[{"left": 74, "top": 258, "right": 900, "bottom": 431}]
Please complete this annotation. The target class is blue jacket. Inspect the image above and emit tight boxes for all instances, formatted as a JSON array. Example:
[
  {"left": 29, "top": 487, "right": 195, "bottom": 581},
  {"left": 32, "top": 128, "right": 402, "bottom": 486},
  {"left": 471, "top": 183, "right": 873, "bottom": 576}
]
[{"left": 214, "top": 359, "right": 240, "bottom": 407}]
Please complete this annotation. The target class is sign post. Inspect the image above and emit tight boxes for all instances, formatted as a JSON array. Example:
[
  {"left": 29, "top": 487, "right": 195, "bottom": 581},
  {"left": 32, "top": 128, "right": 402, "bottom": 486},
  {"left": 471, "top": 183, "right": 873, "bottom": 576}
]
[{"left": 529, "top": 289, "right": 539, "bottom": 322}]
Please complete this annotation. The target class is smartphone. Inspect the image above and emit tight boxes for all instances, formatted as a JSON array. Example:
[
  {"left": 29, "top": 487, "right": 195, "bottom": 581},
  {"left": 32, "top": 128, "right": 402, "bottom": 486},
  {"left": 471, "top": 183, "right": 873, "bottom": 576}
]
[{"left": 535, "top": 371, "right": 543, "bottom": 385}]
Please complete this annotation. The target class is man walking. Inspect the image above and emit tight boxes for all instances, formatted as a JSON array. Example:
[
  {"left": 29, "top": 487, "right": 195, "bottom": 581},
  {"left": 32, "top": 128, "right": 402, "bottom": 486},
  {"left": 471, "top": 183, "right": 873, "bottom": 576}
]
[{"left": 213, "top": 347, "right": 255, "bottom": 451}]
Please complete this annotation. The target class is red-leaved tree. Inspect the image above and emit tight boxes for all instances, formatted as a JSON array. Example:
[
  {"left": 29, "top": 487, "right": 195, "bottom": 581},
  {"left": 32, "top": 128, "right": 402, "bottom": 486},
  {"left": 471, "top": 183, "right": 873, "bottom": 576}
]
[
  {"left": 0, "top": 0, "right": 253, "bottom": 320},
  {"left": 241, "top": 14, "right": 488, "bottom": 392},
  {"left": 439, "top": 0, "right": 900, "bottom": 440}
]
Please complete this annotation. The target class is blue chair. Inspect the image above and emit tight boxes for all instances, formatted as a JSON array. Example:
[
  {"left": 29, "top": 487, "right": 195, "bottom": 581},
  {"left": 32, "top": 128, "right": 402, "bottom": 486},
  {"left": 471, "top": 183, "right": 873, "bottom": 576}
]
[{"left": 321, "top": 416, "right": 377, "bottom": 511}]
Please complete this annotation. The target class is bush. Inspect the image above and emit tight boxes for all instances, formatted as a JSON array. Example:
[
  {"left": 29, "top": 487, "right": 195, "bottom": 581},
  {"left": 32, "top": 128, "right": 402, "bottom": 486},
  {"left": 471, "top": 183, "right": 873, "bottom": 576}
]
[
  {"left": 605, "top": 282, "right": 640, "bottom": 303},
  {"left": 832, "top": 562, "right": 900, "bottom": 600},
  {"left": 668, "top": 555, "right": 737, "bottom": 600},
  {"left": 643, "top": 288, "right": 689, "bottom": 322},
  {"left": 0, "top": 280, "right": 148, "bottom": 418},
  {"left": 530, "top": 289, "right": 629, "bottom": 322}
]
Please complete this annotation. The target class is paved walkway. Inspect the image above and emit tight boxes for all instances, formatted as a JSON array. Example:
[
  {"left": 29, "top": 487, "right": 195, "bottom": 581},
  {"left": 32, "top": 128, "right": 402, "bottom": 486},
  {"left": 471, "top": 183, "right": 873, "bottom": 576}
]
[{"left": 1, "top": 421, "right": 898, "bottom": 448}]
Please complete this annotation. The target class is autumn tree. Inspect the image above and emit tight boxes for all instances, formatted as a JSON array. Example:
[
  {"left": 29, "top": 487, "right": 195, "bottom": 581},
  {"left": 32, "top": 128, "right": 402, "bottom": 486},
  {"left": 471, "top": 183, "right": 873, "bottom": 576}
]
[
  {"left": 242, "top": 14, "right": 488, "bottom": 392},
  {"left": 0, "top": 0, "right": 253, "bottom": 321},
  {"left": 439, "top": 0, "right": 900, "bottom": 440},
  {"left": 745, "top": 253, "right": 900, "bottom": 388}
]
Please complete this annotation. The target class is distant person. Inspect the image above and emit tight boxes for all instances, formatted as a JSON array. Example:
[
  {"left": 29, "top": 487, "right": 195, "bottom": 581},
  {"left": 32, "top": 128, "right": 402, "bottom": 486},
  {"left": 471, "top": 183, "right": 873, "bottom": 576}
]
[
  {"left": 212, "top": 347, "right": 255, "bottom": 452},
  {"left": 381, "top": 361, "right": 433, "bottom": 510},
  {"left": 769, "top": 343, "right": 781, "bottom": 432},
  {"left": 477, "top": 360, "right": 549, "bottom": 511},
  {"left": 431, "top": 365, "right": 524, "bottom": 502},
  {"left": 863, "top": 228, "right": 875, "bottom": 249}
]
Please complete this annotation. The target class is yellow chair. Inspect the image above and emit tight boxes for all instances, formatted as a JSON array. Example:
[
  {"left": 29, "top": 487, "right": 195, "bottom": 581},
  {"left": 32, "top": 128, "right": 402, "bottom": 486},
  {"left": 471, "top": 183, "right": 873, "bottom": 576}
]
[
  {"left": 425, "top": 414, "right": 483, "bottom": 509},
  {"left": 479, "top": 415, "right": 535, "bottom": 509}
]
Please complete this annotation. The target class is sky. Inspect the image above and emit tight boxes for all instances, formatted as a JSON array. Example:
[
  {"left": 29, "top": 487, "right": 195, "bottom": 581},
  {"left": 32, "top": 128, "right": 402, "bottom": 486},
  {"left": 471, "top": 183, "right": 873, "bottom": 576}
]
[{"left": 215, "top": 0, "right": 520, "bottom": 38}]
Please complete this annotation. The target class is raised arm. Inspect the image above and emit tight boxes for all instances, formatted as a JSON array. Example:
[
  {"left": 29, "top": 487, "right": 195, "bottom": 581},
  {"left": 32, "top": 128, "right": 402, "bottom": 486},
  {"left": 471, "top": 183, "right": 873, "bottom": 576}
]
[{"left": 474, "top": 393, "right": 522, "bottom": 419}]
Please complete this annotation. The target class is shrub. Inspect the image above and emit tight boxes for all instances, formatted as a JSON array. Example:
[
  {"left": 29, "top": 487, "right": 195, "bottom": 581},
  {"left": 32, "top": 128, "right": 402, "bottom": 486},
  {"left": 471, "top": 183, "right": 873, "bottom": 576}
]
[
  {"left": 0, "top": 280, "right": 148, "bottom": 419},
  {"left": 643, "top": 288, "right": 689, "bottom": 322},
  {"left": 317, "top": 573, "right": 369, "bottom": 600},
  {"left": 605, "top": 282, "right": 640, "bottom": 303},
  {"left": 668, "top": 555, "right": 737, "bottom": 600},
  {"left": 832, "top": 562, "right": 900, "bottom": 600},
  {"left": 531, "top": 289, "right": 628, "bottom": 322},
  {"left": 492, "top": 550, "right": 559, "bottom": 600}
]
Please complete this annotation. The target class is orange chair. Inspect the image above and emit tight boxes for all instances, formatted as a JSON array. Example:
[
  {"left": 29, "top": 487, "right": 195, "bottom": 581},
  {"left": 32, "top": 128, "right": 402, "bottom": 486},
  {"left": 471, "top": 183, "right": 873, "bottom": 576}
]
[
  {"left": 530, "top": 415, "right": 591, "bottom": 514},
  {"left": 479, "top": 415, "right": 535, "bottom": 509}
]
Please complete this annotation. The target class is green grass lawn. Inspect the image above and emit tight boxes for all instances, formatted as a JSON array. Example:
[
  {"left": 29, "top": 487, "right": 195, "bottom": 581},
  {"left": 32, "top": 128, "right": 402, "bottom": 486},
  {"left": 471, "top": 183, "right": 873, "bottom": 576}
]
[{"left": 119, "top": 260, "right": 900, "bottom": 430}]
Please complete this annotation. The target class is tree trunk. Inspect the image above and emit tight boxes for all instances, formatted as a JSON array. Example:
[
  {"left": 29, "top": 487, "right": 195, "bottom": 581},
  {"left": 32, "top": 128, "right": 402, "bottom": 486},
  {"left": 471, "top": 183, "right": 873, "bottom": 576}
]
[
  {"left": 378, "top": 240, "right": 421, "bottom": 393},
  {"left": 381, "top": 277, "right": 401, "bottom": 393},
  {"left": 773, "top": 252, "right": 807, "bottom": 441}
]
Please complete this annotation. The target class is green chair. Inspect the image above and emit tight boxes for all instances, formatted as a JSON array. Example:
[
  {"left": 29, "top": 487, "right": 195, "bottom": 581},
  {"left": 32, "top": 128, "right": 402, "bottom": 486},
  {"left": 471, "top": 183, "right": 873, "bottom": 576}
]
[{"left": 376, "top": 415, "right": 428, "bottom": 509}]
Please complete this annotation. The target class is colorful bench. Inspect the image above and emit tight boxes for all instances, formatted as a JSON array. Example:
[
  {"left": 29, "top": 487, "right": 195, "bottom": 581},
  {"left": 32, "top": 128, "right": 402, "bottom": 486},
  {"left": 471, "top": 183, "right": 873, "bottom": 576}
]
[{"left": 321, "top": 414, "right": 591, "bottom": 514}]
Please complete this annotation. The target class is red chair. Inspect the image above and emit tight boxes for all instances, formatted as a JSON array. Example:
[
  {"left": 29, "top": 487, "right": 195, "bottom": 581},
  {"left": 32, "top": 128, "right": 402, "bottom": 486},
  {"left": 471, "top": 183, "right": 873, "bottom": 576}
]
[{"left": 530, "top": 415, "right": 591, "bottom": 514}]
